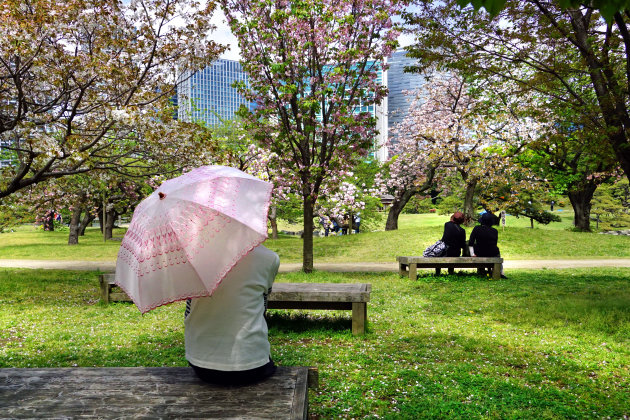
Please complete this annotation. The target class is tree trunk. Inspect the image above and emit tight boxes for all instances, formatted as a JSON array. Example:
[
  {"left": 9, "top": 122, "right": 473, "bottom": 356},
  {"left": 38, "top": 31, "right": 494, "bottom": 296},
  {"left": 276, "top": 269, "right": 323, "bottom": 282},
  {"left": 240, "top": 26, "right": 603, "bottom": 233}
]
[
  {"left": 97, "top": 205, "right": 104, "bottom": 233},
  {"left": 68, "top": 207, "right": 83, "bottom": 245},
  {"left": 302, "top": 194, "right": 314, "bottom": 273},
  {"left": 385, "top": 166, "right": 437, "bottom": 231},
  {"left": 463, "top": 179, "right": 477, "bottom": 226},
  {"left": 268, "top": 205, "right": 278, "bottom": 239},
  {"left": 79, "top": 212, "right": 94, "bottom": 236},
  {"left": 530, "top": 218, "right": 534, "bottom": 229},
  {"left": 385, "top": 189, "right": 416, "bottom": 231},
  {"left": 567, "top": 184, "right": 597, "bottom": 231},
  {"left": 104, "top": 209, "right": 116, "bottom": 240}
]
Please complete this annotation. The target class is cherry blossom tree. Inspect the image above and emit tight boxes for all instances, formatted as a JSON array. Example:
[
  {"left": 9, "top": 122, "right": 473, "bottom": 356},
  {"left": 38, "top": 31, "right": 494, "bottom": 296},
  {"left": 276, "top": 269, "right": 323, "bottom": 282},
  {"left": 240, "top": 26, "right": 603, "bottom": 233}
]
[
  {"left": 0, "top": 0, "right": 225, "bottom": 199},
  {"left": 375, "top": 137, "right": 437, "bottom": 231},
  {"left": 318, "top": 162, "right": 384, "bottom": 234},
  {"left": 220, "top": 0, "right": 402, "bottom": 271},
  {"left": 405, "top": 0, "right": 630, "bottom": 190},
  {"left": 384, "top": 74, "right": 535, "bottom": 226},
  {"left": 209, "top": 116, "right": 294, "bottom": 239}
]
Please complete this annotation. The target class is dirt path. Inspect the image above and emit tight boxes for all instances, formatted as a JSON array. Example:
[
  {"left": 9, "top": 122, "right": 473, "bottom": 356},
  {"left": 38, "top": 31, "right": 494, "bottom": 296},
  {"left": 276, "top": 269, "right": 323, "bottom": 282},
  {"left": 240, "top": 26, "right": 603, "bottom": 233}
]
[{"left": 1, "top": 259, "right": 630, "bottom": 272}]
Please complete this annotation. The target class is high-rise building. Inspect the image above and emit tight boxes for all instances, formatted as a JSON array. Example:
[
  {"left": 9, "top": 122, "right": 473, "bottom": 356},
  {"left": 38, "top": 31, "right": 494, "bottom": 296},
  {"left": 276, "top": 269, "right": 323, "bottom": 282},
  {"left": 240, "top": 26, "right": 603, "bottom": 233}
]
[
  {"left": 387, "top": 49, "right": 426, "bottom": 145},
  {"left": 177, "top": 58, "right": 389, "bottom": 162},
  {"left": 177, "top": 59, "right": 253, "bottom": 126},
  {"left": 0, "top": 138, "right": 13, "bottom": 168},
  {"left": 371, "top": 62, "right": 388, "bottom": 163},
  {"left": 342, "top": 61, "right": 388, "bottom": 162}
]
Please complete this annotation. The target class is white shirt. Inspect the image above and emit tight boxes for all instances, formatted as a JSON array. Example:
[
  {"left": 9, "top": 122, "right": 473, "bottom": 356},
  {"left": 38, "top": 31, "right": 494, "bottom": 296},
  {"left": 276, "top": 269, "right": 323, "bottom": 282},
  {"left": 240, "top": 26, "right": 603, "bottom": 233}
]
[{"left": 184, "top": 245, "right": 280, "bottom": 371}]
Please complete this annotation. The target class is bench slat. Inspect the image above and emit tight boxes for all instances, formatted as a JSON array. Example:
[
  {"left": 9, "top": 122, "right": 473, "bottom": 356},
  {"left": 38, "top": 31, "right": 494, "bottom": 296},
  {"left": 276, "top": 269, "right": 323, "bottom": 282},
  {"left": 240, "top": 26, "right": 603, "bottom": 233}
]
[
  {"left": 269, "top": 283, "right": 371, "bottom": 303},
  {"left": 0, "top": 366, "right": 314, "bottom": 419}
]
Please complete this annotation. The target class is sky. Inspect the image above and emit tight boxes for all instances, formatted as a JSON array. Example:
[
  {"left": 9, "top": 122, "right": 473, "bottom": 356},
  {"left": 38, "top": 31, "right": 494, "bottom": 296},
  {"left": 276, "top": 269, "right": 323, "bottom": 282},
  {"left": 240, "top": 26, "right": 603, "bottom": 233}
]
[{"left": 209, "top": 10, "right": 241, "bottom": 61}]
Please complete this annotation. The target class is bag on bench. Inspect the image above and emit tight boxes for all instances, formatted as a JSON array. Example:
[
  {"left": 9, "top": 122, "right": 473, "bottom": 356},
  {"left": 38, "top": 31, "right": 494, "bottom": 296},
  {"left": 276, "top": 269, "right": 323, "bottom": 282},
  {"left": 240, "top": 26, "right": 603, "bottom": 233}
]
[{"left": 423, "top": 240, "right": 449, "bottom": 257}]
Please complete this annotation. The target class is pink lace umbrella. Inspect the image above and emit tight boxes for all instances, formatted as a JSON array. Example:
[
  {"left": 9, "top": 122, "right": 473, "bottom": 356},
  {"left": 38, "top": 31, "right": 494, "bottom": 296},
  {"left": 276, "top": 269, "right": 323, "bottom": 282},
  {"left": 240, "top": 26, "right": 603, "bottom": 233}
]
[{"left": 115, "top": 165, "right": 272, "bottom": 313}]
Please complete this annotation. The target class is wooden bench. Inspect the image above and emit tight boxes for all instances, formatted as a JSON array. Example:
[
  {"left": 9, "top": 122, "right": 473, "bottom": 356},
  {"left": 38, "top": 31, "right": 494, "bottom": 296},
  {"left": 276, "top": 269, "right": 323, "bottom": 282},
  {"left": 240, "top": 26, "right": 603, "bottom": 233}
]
[
  {"left": 100, "top": 275, "right": 371, "bottom": 335},
  {"left": 267, "top": 283, "right": 371, "bottom": 335},
  {"left": 397, "top": 256, "right": 504, "bottom": 280},
  {"left": 0, "top": 366, "right": 317, "bottom": 419}
]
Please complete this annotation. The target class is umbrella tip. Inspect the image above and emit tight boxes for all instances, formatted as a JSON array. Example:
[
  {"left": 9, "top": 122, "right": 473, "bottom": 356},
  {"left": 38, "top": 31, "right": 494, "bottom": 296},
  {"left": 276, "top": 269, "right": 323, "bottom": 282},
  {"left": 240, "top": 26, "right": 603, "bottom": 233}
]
[{"left": 158, "top": 192, "right": 166, "bottom": 200}]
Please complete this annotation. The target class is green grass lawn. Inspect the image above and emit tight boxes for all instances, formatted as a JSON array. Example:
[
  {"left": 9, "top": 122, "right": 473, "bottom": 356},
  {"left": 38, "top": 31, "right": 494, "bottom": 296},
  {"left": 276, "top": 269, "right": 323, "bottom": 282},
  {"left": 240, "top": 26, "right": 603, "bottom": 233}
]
[
  {"left": 1, "top": 268, "right": 628, "bottom": 418},
  {"left": 2, "top": 211, "right": 630, "bottom": 262}
]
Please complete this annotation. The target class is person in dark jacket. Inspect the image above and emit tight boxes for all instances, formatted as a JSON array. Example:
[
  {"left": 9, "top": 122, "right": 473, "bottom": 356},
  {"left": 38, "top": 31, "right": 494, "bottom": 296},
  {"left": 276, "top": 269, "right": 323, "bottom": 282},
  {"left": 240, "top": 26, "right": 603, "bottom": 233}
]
[
  {"left": 441, "top": 211, "right": 467, "bottom": 257},
  {"left": 441, "top": 211, "right": 467, "bottom": 274},
  {"left": 468, "top": 212, "right": 506, "bottom": 278}
]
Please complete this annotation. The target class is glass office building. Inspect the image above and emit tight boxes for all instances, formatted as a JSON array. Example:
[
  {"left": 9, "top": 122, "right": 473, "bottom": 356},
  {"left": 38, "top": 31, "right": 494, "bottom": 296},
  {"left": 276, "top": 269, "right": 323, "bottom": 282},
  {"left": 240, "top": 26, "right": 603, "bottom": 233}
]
[
  {"left": 387, "top": 49, "right": 426, "bottom": 146},
  {"left": 371, "top": 63, "right": 388, "bottom": 163},
  {"left": 332, "top": 61, "right": 388, "bottom": 162},
  {"left": 177, "top": 59, "right": 253, "bottom": 126},
  {"left": 177, "top": 58, "right": 389, "bottom": 162}
]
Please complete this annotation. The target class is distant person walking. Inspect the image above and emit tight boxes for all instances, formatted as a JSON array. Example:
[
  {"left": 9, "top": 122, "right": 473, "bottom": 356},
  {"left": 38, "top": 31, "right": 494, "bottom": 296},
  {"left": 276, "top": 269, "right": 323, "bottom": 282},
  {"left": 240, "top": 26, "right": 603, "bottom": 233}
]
[
  {"left": 320, "top": 216, "right": 330, "bottom": 237},
  {"left": 353, "top": 213, "right": 361, "bottom": 233},
  {"left": 468, "top": 212, "right": 506, "bottom": 278}
]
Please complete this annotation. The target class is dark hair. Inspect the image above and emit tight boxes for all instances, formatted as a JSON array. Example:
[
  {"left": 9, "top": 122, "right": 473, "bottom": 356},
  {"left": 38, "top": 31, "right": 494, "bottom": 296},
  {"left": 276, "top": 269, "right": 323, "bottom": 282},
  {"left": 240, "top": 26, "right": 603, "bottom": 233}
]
[{"left": 480, "top": 212, "right": 498, "bottom": 226}]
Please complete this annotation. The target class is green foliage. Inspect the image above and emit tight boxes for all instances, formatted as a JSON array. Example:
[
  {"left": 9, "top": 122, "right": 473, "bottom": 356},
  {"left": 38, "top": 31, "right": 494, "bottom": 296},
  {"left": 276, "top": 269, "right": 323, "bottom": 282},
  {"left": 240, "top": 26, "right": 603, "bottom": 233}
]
[
  {"left": 1, "top": 268, "right": 629, "bottom": 417},
  {"left": 435, "top": 193, "right": 466, "bottom": 216},
  {"left": 503, "top": 190, "right": 562, "bottom": 226},
  {"left": 457, "top": 0, "right": 630, "bottom": 21},
  {"left": 0, "top": 200, "right": 33, "bottom": 233},
  {"left": 592, "top": 179, "right": 630, "bottom": 231},
  {"left": 277, "top": 193, "right": 305, "bottom": 225},
  {"left": 402, "top": 196, "right": 433, "bottom": 214}
]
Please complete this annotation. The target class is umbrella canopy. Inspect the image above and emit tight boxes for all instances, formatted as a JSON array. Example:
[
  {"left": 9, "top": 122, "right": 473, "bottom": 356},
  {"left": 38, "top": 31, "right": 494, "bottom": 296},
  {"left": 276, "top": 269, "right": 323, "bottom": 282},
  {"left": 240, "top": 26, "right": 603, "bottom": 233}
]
[{"left": 115, "top": 165, "right": 272, "bottom": 313}]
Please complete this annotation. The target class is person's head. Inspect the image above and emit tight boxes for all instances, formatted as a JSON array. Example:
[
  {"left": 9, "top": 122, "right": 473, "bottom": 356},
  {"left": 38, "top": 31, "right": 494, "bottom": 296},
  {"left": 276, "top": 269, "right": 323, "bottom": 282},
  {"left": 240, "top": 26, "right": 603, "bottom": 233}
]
[
  {"left": 480, "top": 212, "right": 497, "bottom": 226},
  {"left": 450, "top": 211, "right": 465, "bottom": 225}
]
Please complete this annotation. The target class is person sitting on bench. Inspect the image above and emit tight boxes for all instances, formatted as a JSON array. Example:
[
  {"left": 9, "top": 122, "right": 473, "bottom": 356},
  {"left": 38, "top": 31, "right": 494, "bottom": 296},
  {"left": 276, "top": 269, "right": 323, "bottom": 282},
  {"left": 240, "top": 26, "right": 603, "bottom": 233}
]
[
  {"left": 468, "top": 212, "right": 507, "bottom": 279},
  {"left": 184, "top": 245, "right": 280, "bottom": 386},
  {"left": 441, "top": 211, "right": 468, "bottom": 257}
]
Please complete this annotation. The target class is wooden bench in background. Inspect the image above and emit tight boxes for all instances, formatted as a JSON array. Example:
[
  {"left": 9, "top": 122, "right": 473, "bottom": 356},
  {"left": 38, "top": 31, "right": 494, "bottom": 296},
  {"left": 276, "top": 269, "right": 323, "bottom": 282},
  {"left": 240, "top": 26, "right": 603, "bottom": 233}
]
[
  {"left": 0, "top": 366, "right": 318, "bottom": 419},
  {"left": 397, "top": 256, "right": 504, "bottom": 280},
  {"left": 268, "top": 282, "right": 371, "bottom": 335},
  {"left": 100, "top": 275, "right": 371, "bottom": 335}
]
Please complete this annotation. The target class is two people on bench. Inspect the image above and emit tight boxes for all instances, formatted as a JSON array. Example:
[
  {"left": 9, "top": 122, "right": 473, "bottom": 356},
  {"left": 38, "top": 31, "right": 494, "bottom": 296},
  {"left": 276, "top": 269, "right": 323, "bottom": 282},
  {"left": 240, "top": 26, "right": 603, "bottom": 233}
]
[
  {"left": 184, "top": 245, "right": 280, "bottom": 386},
  {"left": 441, "top": 211, "right": 506, "bottom": 278}
]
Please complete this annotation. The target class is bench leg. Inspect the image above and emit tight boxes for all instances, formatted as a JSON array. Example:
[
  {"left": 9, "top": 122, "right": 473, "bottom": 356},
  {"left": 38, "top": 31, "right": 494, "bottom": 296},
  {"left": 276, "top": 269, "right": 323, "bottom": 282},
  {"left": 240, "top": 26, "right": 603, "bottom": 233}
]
[
  {"left": 409, "top": 263, "right": 417, "bottom": 280},
  {"left": 492, "top": 263, "right": 501, "bottom": 280},
  {"left": 99, "top": 275, "right": 110, "bottom": 304},
  {"left": 399, "top": 263, "right": 408, "bottom": 277},
  {"left": 352, "top": 302, "right": 367, "bottom": 335},
  {"left": 435, "top": 267, "right": 441, "bottom": 276}
]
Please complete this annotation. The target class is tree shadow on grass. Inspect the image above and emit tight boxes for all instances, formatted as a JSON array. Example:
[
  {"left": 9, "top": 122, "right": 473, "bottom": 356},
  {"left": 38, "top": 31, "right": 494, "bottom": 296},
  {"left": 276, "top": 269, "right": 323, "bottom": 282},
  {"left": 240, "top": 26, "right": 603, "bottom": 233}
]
[
  {"left": 414, "top": 270, "right": 491, "bottom": 283},
  {"left": 266, "top": 311, "right": 351, "bottom": 334}
]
